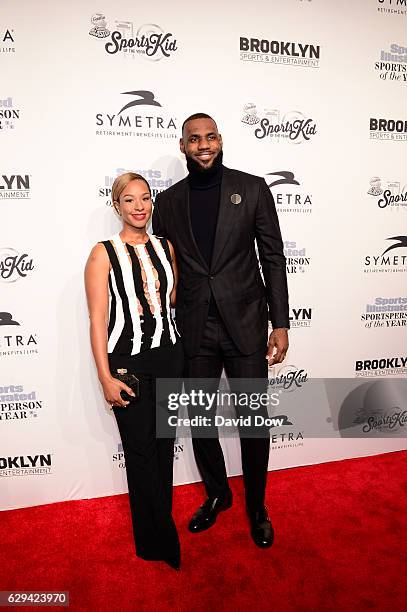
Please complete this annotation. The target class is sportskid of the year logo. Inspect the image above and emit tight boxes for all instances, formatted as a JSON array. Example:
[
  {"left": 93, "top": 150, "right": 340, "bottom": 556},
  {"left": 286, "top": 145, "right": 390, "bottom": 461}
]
[
  {"left": 337, "top": 380, "right": 407, "bottom": 438},
  {"left": 266, "top": 171, "right": 313, "bottom": 213},
  {"left": 367, "top": 177, "right": 407, "bottom": 210},
  {"left": 95, "top": 90, "right": 178, "bottom": 139},
  {"left": 242, "top": 103, "right": 317, "bottom": 143},
  {"left": 89, "top": 14, "right": 178, "bottom": 61},
  {"left": 375, "top": 43, "right": 407, "bottom": 83},
  {"left": 0, "top": 248, "right": 34, "bottom": 282}
]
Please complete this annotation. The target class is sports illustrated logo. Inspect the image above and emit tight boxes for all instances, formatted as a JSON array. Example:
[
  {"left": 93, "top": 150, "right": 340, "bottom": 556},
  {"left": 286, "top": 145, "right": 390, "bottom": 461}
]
[
  {"left": 289, "top": 307, "right": 313, "bottom": 328},
  {"left": 0, "top": 248, "right": 35, "bottom": 283},
  {"left": 355, "top": 356, "right": 407, "bottom": 377},
  {"left": 367, "top": 177, "right": 407, "bottom": 211},
  {"left": 0, "top": 384, "right": 43, "bottom": 421},
  {"left": 0, "top": 453, "right": 52, "bottom": 477},
  {"left": 0, "top": 97, "right": 20, "bottom": 130},
  {"left": 370, "top": 117, "right": 407, "bottom": 140},
  {"left": 361, "top": 296, "right": 407, "bottom": 328},
  {"left": 242, "top": 103, "right": 317, "bottom": 144},
  {"left": 0, "top": 312, "right": 39, "bottom": 357},
  {"left": 174, "top": 438, "right": 184, "bottom": 461},
  {"left": 95, "top": 90, "right": 178, "bottom": 139},
  {"left": 266, "top": 171, "right": 312, "bottom": 213},
  {"left": 0, "top": 175, "right": 30, "bottom": 200},
  {"left": 284, "top": 241, "right": 310, "bottom": 273},
  {"left": 99, "top": 167, "right": 174, "bottom": 205},
  {"left": 377, "top": 0, "right": 407, "bottom": 15},
  {"left": 89, "top": 14, "right": 178, "bottom": 61},
  {"left": 1, "top": 28, "right": 15, "bottom": 53},
  {"left": 364, "top": 236, "right": 407, "bottom": 273},
  {"left": 240, "top": 36, "right": 320, "bottom": 67},
  {"left": 375, "top": 43, "right": 407, "bottom": 83},
  {"left": 113, "top": 440, "right": 184, "bottom": 466},
  {"left": 338, "top": 380, "right": 407, "bottom": 438},
  {"left": 112, "top": 442, "right": 125, "bottom": 469}
]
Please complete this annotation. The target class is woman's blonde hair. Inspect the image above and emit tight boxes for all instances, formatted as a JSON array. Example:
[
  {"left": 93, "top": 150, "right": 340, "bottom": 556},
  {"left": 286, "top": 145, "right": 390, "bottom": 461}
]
[{"left": 111, "top": 172, "right": 151, "bottom": 211}]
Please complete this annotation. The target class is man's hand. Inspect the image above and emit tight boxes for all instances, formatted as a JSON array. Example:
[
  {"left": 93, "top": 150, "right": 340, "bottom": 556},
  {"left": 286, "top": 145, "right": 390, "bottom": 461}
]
[{"left": 266, "top": 328, "right": 289, "bottom": 366}]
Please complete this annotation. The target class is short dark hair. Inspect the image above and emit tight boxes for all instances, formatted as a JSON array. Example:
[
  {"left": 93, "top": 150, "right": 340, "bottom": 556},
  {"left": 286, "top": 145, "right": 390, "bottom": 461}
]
[{"left": 182, "top": 113, "right": 217, "bottom": 134}]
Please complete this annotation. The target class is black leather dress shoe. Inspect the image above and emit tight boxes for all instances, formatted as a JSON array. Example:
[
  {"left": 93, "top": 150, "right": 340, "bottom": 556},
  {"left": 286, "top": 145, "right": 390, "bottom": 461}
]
[
  {"left": 249, "top": 506, "right": 274, "bottom": 548},
  {"left": 188, "top": 489, "right": 233, "bottom": 533}
]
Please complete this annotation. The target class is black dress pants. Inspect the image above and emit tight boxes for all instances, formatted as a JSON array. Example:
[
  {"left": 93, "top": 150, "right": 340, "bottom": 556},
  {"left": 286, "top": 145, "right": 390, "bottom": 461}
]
[
  {"left": 109, "top": 342, "right": 183, "bottom": 563},
  {"left": 184, "top": 317, "right": 270, "bottom": 514}
]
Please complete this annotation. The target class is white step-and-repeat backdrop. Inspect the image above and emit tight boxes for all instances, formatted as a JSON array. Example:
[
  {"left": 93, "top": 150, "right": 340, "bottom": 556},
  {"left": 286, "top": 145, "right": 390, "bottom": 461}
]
[{"left": 1, "top": 0, "right": 406, "bottom": 511}]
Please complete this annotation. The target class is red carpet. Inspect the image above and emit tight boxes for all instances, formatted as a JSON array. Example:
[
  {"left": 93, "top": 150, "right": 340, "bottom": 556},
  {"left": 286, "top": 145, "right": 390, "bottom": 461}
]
[{"left": 1, "top": 450, "right": 406, "bottom": 611}]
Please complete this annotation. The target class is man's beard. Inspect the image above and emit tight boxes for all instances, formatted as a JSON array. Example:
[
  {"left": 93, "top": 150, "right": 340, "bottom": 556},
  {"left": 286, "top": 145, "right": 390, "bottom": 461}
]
[{"left": 186, "top": 149, "right": 223, "bottom": 174}]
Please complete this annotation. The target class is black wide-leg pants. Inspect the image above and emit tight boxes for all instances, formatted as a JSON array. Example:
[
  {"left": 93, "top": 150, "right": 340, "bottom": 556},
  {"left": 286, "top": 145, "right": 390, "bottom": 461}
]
[
  {"left": 184, "top": 317, "right": 270, "bottom": 514},
  {"left": 109, "top": 342, "right": 183, "bottom": 563}
]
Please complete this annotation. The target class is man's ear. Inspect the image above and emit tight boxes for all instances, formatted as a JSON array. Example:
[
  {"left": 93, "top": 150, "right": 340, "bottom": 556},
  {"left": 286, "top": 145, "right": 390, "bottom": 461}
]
[{"left": 179, "top": 137, "right": 185, "bottom": 154}]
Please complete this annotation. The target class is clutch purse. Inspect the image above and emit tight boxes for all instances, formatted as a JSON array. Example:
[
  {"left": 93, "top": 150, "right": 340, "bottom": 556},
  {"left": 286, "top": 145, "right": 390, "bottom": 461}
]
[{"left": 115, "top": 368, "right": 140, "bottom": 402}]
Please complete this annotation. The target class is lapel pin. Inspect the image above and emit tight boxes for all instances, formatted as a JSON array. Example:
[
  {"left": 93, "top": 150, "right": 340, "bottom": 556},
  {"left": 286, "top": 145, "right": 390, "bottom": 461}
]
[{"left": 230, "top": 193, "right": 242, "bottom": 205}]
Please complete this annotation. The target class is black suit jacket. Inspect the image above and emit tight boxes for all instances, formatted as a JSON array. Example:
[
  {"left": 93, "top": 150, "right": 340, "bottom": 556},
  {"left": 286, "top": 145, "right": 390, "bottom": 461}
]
[{"left": 152, "top": 166, "right": 289, "bottom": 357}]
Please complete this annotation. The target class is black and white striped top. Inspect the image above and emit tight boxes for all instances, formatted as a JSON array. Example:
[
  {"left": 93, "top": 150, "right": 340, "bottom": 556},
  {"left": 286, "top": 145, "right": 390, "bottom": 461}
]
[{"left": 101, "top": 233, "right": 179, "bottom": 356}]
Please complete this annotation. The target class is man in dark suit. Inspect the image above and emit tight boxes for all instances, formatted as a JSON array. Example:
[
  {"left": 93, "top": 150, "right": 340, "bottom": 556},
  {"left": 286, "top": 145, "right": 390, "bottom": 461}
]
[{"left": 152, "top": 113, "right": 289, "bottom": 547}]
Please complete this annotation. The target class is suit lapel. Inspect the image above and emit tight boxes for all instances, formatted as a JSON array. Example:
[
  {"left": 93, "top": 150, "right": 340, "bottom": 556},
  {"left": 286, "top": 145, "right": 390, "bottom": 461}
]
[
  {"left": 211, "top": 167, "right": 244, "bottom": 271},
  {"left": 174, "top": 178, "right": 209, "bottom": 271}
]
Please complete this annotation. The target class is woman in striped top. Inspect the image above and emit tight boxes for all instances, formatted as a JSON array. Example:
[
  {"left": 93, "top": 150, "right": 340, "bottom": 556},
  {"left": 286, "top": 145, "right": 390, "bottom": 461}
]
[{"left": 85, "top": 172, "right": 183, "bottom": 570}]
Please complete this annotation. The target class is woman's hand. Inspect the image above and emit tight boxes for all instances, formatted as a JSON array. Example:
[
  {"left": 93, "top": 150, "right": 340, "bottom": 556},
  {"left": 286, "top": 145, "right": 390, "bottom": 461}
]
[{"left": 101, "top": 376, "right": 136, "bottom": 408}]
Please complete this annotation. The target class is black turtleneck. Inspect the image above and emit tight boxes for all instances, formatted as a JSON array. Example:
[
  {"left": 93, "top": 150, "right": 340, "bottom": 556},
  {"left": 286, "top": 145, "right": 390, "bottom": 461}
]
[{"left": 188, "top": 157, "right": 223, "bottom": 317}]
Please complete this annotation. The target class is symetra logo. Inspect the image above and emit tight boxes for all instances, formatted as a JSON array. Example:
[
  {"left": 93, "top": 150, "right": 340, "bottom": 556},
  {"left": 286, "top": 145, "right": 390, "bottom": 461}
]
[
  {"left": 377, "top": 1, "right": 407, "bottom": 16},
  {"left": 95, "top": 90, "right": 177, "bottom": 139},
  {"left": 364, "top": 236, "right": 407, "bottom": 273},
  {"left": 1, "top": 28, "right": 15, "bottom": 53},
  {"left": 266, "top": 171, "right": 313, "bottom": 213},
  {"left": 0, "top": 312, "right": 39, "bottom": 357}
]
